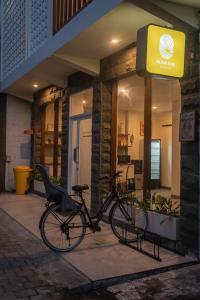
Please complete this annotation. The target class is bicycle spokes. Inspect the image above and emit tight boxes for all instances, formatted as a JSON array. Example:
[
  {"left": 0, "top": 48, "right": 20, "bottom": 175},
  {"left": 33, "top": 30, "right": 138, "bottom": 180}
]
[
  {"left": 40, "top": 204, "right": 86, "bottom": 252},
  {"left": 110, "top": 200, "right": 148, "bottom": 243}
]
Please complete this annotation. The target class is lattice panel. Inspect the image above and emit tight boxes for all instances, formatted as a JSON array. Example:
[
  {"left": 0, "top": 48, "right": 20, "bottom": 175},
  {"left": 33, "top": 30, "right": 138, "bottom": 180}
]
[
  {"left": 2, "top": 0, "right": 26, "bottom": 79},
  {"left": 30, "top": 0, "right": 50, "bottom": 54}
]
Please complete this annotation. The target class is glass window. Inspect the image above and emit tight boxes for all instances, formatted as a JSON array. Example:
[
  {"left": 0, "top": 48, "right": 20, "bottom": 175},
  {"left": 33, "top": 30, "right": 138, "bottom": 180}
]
[
  {"left": 117, "top": 75, "right": 181, "bottom": 204},
  {"left": 42, "top": 99, "right": 62, "bottom": 178},
  {"left": 70, "top": 88, "right": 93, "bottom": 116},
  {"left": 44, "top": 103, "right": 54, "bottom": 175},
  {"left": 117, "top": 75, "right": 144, "bottom": 189}
]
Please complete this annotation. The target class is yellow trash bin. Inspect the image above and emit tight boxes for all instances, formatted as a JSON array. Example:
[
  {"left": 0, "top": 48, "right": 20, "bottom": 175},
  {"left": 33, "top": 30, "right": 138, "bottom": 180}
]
[{"left": 13, "top": 166, "right": 32, "bottom": 195}]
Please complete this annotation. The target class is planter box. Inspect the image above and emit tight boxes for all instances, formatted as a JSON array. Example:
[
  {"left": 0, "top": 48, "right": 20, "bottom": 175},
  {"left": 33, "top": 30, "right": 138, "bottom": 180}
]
[
  {"left": 33, "top": 180, "right": 45, "bottom": 195},
  {"left": 136, "top": 210, "right": 180, "bottom": 241}
]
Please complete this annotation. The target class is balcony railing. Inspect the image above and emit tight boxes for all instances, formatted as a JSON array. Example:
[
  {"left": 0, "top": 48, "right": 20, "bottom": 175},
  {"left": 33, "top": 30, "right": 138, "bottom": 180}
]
[{"left": 53, "top": 0, "right": 92, "bottom": 34}]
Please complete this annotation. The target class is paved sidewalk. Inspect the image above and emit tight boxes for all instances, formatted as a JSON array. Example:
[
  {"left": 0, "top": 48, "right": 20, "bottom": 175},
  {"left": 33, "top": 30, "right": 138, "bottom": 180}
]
[
  {"left": 0, "top": 193, "right": 194, "bottom": 284},
  {"left": 1, "top": 199, "right": 200, "bottom": 299},
  {"left": 0, "top": 209, "right": 91, "bottom": 299}
]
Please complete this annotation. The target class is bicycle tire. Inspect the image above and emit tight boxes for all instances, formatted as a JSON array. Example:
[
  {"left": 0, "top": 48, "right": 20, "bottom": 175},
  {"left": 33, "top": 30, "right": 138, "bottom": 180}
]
[
  {"left": 110, "top": 199, "right": 148, "bottom": 243},
  {"left": 40, "top": 203, "right": 86, "bottom": 252}
]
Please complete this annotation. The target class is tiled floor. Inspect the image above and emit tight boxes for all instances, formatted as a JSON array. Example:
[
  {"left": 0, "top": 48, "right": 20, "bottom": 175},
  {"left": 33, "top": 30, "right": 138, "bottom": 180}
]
[{"left": 0, "top": 193, "right": 194, "bottom": 283}]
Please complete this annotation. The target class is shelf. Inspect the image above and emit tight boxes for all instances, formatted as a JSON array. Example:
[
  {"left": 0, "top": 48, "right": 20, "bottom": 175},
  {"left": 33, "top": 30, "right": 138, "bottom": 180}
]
[
  {"left": 45, "top": 131, "right": 62, "bottom": 135},
  {"left": 118, "top": 133, "right": 130, "bottom": 136},
  {"left": 44, "top": 163, "right": 61, "bottom": 166},
  {"left": 45, "top": 144, "right": 61, "bottom": 147}
]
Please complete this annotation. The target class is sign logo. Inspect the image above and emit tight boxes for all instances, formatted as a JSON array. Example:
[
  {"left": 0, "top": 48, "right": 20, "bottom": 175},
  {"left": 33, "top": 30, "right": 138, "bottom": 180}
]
[
  {"left": 136, "top": 24, "right": 186, "bottom": 78},
  {"left": 159, "top": 34, "right": 174, "bottom": 60}
]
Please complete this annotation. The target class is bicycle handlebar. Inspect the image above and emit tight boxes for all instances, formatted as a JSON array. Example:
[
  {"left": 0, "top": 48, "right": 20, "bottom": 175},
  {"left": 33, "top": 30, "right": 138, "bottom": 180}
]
[{"left": 99, "top": 171, "right": 123, "bottom": 182}]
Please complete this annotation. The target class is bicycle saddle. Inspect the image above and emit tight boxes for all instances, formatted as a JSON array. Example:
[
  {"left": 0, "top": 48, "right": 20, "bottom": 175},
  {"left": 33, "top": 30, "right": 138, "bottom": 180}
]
[{"left": 72, "top": 184, "right": 89, "bottom": 192}]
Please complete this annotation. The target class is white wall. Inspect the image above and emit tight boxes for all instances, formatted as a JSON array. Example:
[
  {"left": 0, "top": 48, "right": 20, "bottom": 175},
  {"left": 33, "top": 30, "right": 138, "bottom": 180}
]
[{"left": 5, "top": 95, "right": 32, "bottom": 191}]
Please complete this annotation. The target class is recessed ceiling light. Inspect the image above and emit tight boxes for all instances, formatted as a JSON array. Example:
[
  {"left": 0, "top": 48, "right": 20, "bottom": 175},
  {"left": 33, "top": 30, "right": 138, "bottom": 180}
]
[
  {"left": 33, "top": 84, "right": 39, "bottom": 88},
  {"left": 111, "top": 39, "right": 119, "bottom": 44},
  {"left": 82, "top": 100, "right": 86, "bottom": 104},
  {"left": 152, "top": 106, "right": 158, "bottom": 110},
  {"left": 166, "top": 24, "right": 173, "bottom": 28}
]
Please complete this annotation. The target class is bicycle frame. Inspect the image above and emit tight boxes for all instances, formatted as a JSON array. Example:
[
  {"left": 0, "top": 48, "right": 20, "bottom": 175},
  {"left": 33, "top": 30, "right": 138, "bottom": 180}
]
[{"left": 78, "top": 183, "right": 120, "bottom": 229}]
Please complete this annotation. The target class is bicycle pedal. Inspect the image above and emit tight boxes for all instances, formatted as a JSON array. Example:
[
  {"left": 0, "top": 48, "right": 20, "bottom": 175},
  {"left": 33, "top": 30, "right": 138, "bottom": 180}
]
[{"left": 94, "top": 225, "right": 101, "bottom": 232}]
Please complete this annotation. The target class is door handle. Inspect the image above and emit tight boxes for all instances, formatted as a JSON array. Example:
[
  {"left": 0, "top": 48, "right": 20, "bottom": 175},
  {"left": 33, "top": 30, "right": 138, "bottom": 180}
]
[{"left": 73, "top": 147, "right": 79, "bottom": 163}]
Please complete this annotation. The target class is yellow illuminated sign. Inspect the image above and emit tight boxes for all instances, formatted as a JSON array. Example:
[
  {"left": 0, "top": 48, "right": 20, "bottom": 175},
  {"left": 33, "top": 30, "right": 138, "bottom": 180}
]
[{"left": 136, "top": 24, "right": 186, "bottom": 78}]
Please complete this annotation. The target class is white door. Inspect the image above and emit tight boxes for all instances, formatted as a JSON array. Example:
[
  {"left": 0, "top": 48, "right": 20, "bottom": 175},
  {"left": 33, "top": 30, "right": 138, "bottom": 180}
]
[{"left": 69, "top": 116, "right": 92, "bottom": 207}]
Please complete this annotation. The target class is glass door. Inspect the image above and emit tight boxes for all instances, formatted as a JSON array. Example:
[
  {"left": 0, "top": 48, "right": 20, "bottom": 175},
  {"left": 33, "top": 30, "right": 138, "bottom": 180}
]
[{"left": 69, "top": 116, "right": 92, "bottom": 207}]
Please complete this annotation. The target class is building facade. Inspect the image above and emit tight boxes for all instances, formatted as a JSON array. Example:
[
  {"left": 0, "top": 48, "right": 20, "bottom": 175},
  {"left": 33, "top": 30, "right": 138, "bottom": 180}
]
[{"left": 0, "top": 0, "right": 200, "bottom": 257}]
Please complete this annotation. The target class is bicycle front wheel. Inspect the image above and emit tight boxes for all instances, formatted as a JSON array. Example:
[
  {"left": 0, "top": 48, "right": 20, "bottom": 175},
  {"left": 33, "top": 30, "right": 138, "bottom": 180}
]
[
  {"left": 40, "top": 203, "right": 86, "bottom": 252},
  {"left": 110, "top": 199, "right": 148, "bottom": 243}
]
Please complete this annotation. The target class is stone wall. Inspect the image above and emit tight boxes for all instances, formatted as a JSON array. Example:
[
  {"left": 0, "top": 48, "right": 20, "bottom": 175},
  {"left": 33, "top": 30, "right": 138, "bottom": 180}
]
[
  {"left": 61, "top": 91, "right": 70, "bottom": 189},
  {"left": 100, "top": 44, "right": 136, "bottom": 81},
  {"left": 179, "top": 31, "right": 200, "bottom": 256},
  {"left": 32, "top": 97, "right": 42, "bottom": 167},
  {"left": 91, "top": 80, "right": 112, "bottom": 212}
]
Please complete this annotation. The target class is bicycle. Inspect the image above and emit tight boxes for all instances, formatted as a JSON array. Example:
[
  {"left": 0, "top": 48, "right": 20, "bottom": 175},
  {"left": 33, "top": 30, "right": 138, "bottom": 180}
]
[{"left": 37, "top": 165, "right": 148, "bottom": 252}]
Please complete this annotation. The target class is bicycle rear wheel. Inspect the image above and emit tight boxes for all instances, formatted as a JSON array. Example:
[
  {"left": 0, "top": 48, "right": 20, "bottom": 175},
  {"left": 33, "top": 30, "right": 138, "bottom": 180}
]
[
  {"left": 40, "top": 203, "right": 86, "bottom": 252},
  {"left": 110, "top": 199, "right": 148, "bottom": 243}
]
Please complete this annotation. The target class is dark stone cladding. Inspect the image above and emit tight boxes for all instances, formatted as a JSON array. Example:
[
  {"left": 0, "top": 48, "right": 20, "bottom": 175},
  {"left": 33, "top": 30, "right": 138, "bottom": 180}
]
[
  {"left": 100, "top": 43, "right": 136, "bottom": 82},
  {"left": 61, "top": 90, "right": 70, "bottom": 189},
  {"left": 179, "top": 31, "right": 200, "bottom": 256},
  {"left": 91, "top": 80, "right": 112, "bottom": 213},
  {"left": 32, "top": 96, "right": 42, "bottom": 168}
]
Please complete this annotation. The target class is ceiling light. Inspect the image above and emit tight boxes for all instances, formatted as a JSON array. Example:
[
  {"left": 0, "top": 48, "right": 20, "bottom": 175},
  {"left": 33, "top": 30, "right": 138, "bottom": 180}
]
[
  {"left": 152, "top": 106, "right": 158, "bottom": 110},
  {"left": 166, "top": 24, "right": 173, "bottom": 28},
  {"left": 33, "top": 84, "right": 39, "bottom": 88},
  {"left": 82, "top": 100, "right": 86, "bottom": 104},
  {"left": 111, "top": 39, "right": 119, "bottom": 44},
  {"left": 120, "top": 89, "right": 127, "bottom": 93}
]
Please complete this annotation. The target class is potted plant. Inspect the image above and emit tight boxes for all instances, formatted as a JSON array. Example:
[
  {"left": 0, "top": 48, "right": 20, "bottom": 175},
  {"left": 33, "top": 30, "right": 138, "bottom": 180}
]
[
  {"left": 145, "top": 193, "right": 180, "bottom": 241},
  {"left": 31, "top": 168, "right": 61, "bottom": 195},
  {"left": 31, "top": 168, "right": 45, "bottom": 195}
]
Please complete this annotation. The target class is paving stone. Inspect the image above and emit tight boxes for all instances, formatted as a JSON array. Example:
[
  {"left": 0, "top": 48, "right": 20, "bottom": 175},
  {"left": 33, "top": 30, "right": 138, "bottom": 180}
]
[
  {"left": 36, "top": 286, "right": 55, "bottom": 295},
  {"left": 0, "top": 209, "right": 91, "bottom": 300},
  {"left": 1, "top": 292, "right": 16, "bottom": 300},
  {"left": 15, "top": 289, "right": 37, "bottom": 297},
  {"left": 30, "top": 295, "right": 53, "bottom": 300}
]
